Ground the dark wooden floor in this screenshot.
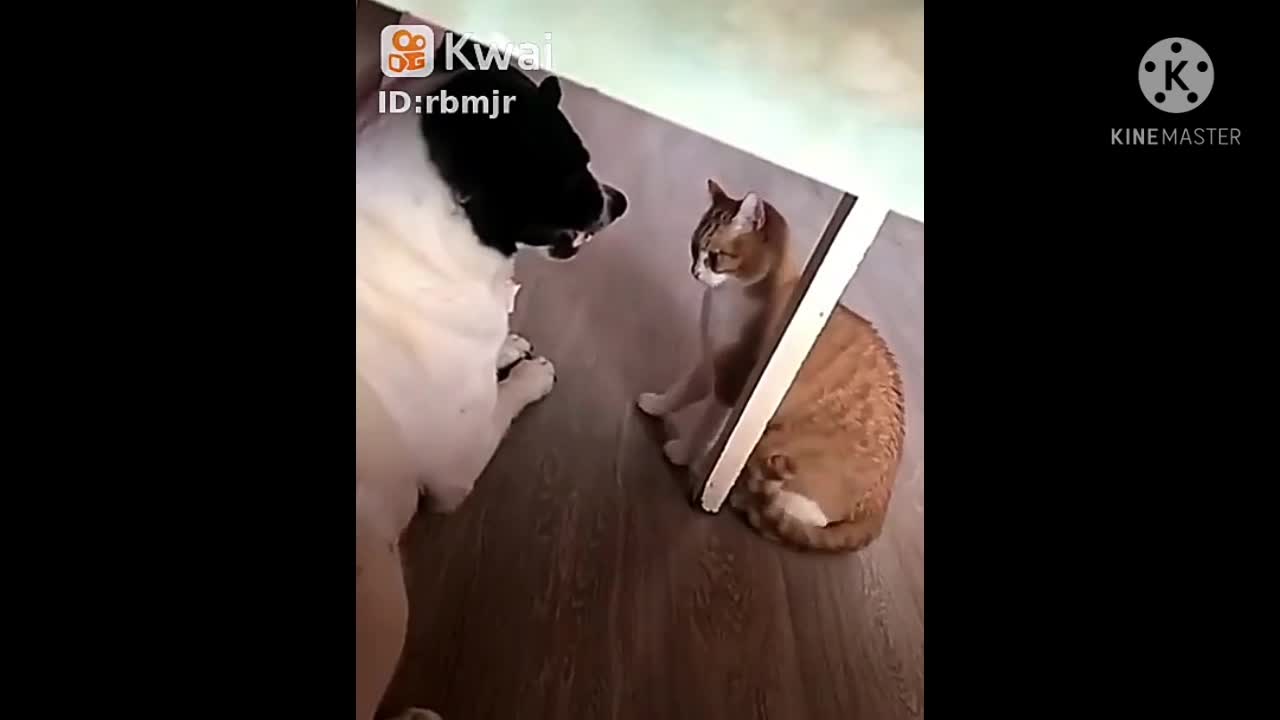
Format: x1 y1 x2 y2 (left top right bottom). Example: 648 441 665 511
371 55 924 720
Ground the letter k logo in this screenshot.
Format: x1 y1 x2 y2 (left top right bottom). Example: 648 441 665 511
1165 60 1188 91
1139 38 1215 114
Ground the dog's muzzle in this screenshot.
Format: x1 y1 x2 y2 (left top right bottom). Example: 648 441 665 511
544 184 629 262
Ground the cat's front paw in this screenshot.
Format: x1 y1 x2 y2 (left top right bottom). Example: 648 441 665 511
636 392 668 417
663 439 691 467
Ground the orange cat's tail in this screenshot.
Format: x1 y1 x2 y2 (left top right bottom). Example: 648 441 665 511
752 496 883 553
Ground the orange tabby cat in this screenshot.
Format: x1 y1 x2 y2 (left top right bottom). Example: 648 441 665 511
637 179 905 552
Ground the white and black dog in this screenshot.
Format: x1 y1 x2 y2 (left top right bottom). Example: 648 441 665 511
356 37 627 720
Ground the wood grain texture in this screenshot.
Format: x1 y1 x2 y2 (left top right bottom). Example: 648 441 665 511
374 69 924 720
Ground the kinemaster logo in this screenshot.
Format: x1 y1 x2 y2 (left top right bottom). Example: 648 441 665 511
1111 37 1241 147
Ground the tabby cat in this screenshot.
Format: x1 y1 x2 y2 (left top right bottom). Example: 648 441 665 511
637 179 906 552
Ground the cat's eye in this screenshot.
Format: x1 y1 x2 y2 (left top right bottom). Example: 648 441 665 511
708 250 736 270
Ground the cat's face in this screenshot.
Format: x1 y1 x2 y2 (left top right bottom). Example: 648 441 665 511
689 179 771 288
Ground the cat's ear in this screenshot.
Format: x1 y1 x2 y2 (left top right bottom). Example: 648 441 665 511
734 192 765 231
764 454 795 478
538 76 562 105
707 178 728 201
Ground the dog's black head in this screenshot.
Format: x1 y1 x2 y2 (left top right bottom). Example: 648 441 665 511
420 37 628 260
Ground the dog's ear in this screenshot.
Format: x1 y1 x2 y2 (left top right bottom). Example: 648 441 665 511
538 76 562 105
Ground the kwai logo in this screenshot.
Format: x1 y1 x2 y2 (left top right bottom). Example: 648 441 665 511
380 25 434 78
380 26 554 78
442 31 555 73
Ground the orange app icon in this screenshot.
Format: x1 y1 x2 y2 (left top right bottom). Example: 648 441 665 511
381 25 434 77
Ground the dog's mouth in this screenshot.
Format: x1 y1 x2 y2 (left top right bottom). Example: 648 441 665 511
544 231 593 261
537 184 627 262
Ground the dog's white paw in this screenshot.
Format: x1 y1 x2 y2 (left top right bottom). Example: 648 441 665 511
498 333 533 369
504 354 556 406
663 438 691 467
636 392 668 417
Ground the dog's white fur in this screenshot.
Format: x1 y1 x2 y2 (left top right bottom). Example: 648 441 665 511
355 112 555 720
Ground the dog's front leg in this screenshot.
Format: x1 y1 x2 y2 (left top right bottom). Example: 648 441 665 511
495 280 528 379
356 522 411 720
498 353 556 414
434 354 556 512
496 332 533 381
